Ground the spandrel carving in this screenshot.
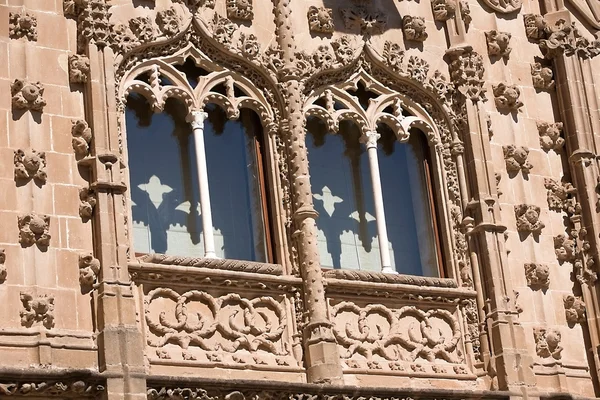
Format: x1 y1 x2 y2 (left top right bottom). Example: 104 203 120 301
68 54 90 84
564 295 586 324
493 83 523 111
308 6 334 33
18 213 51 249
20 292 54 329
534 327 562 359
71 119 93 158
531 62 554 90
402 15 428 42
14 149 47 185
538 121 564 151
11 79 46 112
515 204 544 235
9 12 37 41
485 30 512 59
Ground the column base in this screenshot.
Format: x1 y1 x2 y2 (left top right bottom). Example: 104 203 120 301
305 340 344 384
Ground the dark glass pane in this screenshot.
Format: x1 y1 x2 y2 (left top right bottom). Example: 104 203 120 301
126 95 204 256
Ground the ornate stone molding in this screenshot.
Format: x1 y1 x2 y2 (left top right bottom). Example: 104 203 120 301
20 292 54 329
71 119 93 158
9 12 37 41
11 79 46 112
492 83 523 111
135 254 283 275
307 6 334 34
226 0 253 21
533 327 562 359
0 249 6 282
18 213 51 249
564 294 586 324
0 380 104 397
531 62 554 90
515 204 544 235
79 253 100 292
79 187 96 221
402 15 428 42
68 54 90 84
524 263 550 290
485 31 512 59
14 149 47 185
503 145 532 175
323 269 458 288
538 121 564 151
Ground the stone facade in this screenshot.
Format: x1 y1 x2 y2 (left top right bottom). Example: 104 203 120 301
0 0 599 399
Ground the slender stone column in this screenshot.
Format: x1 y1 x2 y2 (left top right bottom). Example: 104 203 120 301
362 131 394 273
189 110 217 259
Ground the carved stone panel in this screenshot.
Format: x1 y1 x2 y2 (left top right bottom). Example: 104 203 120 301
9 12 37 41
20 292 54 329
533 327 562 359
493 83 523 111
18 213 51 249
14 149 47 185
538 121 564 152
402 16 428 42
308 6 334 33
485 31 512 59
11 79 46 112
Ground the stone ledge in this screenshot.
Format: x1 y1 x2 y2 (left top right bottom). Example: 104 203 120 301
134 254 283 275
323 269 457 288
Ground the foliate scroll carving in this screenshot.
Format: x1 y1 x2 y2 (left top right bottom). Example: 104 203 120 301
11 79 46 112
461 299 480 361
524 263 550 290
9 12 37 41
145 288 293 365
485 31 512 59
515 204 544 235
407 56 430 83
534 327 562 359
524 14 547 40
493 83 523 111
0 381 105 397
446 48 485 101
14 149 47 184
68 54 90 84
538 121 564 152
130 16 156 44
544 178 576 213
226 0 254 21
20 292 55 329
531 63 554 90
0 249 6 282
564 295 586 324
503 145 532 175
79 253 100 291
402 15 428 42
340 0 387 34
156 7 181 38
18 213 51 249
480 0 521 14
79 187 96 221
71 119 93 158
330 302 464 371
308 6 334 33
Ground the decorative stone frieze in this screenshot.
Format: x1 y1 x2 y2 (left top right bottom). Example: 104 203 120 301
485 30 512 59
531 62 555 90
68 54 90 83
307 6 334 33
533 327 562 359
11 79 46 112
14 149 47 184
18 213 51 249
538 121 564 151
340 1 386 34
0 380 104 397
79 187 97 221
0 249 6 282
72 119 93 158
226 0 253 21
564 295 586 324
402 15 428 42
156 7 181 37
554 234 576 263
503 145 532 175
9 12 37 41
524 263 550 290
79 253 100 291
544 178 576 213
523 14 546 40
493 83 523 111
20 292 54 329
515 204 544 235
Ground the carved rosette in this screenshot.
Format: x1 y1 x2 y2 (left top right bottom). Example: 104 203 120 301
68 54 90 83
79 187 97 221
79 253 100 291
564 295 586 324
524 263 550 290
9 12 37 41
11 79 46 112
515 204 544 235
0 249 6 282
538 121 564 152
20 292 55 329
493 83 523 111
485 30 512 59
402 15 428 42
226 0 253 21
531 63 555 90
72 119 93 158
533 327 562 359
307 6 334 34
14 149 47 184
18 213 51 249
503 145 532 175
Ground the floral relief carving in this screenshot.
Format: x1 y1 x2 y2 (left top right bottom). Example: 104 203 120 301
531 62 554 90
503 145 532 175
402 15 428 42
11 79 46 112
156 7 181 38
14 149 47 185
226 0 254 21
68 54 90 84
9 12 37 41
20 292 54 329
485 30 512 59
18 213 51 249
563 295 586 324
407 56 430 83
538 121 564 152
534 327 562 359
130 16 156 44
0 249 6 282
524 14 547 40
544 178 576 213
524 263 550 290
382 41 404 73
493 83 523 111
72 119 93 158
515 204 544 235
79 187 97 221
79 253 100 292
307 6 334 33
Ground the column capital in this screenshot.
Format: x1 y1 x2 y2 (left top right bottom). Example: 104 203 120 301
361 131 381 149
187 110 208 130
